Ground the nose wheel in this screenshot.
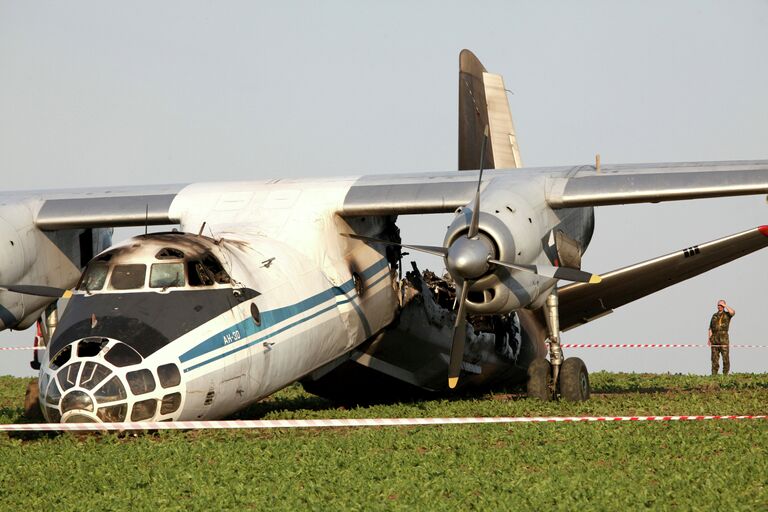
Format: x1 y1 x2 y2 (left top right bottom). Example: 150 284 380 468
526 291 591 401
23 378 44 422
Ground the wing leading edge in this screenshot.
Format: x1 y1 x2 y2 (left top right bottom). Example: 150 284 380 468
557 225 768 331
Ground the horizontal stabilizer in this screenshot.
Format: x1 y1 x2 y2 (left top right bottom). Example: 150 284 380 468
557 225 768 331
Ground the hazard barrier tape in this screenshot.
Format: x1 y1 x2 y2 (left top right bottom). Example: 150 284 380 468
0 415 764 432
557 344 767 349
3 344 768 351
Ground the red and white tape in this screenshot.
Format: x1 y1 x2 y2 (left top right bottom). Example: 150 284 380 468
0 415 764 432
557 344 767 349
4 344 768 352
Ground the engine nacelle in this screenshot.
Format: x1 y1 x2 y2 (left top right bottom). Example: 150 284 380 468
0 202 112 330
0 205 40 329
0 213 28 287
444 184 548 315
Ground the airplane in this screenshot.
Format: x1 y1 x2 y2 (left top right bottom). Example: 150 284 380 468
1 49 767 424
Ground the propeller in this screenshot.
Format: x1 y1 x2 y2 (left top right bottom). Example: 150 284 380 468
488 259 601 284
342 126 601 388
0 285 73 298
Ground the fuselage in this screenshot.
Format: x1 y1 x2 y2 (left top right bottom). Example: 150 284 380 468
38 231 397 422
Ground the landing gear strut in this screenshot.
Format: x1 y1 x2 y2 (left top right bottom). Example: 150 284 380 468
527 291 591 401
25 303 59 420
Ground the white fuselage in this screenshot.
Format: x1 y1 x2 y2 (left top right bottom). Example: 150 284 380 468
38 181 399 422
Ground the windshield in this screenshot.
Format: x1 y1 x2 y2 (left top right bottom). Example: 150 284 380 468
78 240 232 293
78 263 109 291
150 262 185 289
110 264 147 290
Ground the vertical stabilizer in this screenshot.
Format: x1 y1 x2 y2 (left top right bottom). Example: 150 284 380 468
458 50 522 170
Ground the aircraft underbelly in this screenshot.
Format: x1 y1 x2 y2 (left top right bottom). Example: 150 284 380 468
302 267 548 400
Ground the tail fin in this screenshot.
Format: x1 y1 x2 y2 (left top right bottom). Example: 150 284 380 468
458 49 522 170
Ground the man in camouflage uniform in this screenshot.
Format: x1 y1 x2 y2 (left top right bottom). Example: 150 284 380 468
708 300 735 375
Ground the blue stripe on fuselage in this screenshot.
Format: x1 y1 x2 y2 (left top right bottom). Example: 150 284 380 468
179 258 390 371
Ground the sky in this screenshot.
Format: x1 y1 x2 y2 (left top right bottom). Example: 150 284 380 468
0 1 766 377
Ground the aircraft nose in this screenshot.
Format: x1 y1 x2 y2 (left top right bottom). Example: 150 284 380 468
39 337 184 423
61 390 94 412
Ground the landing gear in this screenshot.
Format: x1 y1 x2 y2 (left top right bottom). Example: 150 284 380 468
559 357 590 401
526 290 591 401
526 358 553 401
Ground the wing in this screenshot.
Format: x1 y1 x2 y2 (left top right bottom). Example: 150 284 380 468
557 225 768 331
340 160 768 215
2 160 767 227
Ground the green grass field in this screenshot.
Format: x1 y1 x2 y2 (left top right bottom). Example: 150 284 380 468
1 373 766 511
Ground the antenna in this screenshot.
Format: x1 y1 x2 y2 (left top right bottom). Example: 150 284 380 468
198 221 207 237
144 204 149 235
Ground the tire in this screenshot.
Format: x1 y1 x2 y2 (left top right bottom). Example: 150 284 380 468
24 378 45 422
560 357 590 401
527 358 552 401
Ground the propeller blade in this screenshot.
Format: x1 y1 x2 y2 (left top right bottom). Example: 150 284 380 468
0 285 73 298
467 125 490 240
448 280 472 388
341 233 448 257
488 259 602 284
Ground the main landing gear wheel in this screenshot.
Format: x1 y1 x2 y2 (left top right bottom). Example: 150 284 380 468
559 357 590 401
527 358 553 401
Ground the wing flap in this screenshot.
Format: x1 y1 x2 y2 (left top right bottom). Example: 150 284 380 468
558 225 768 331
0 185 185 230
37 193 179 229
546 161 768 208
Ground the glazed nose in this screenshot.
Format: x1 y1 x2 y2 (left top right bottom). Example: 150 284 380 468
41 338 185 423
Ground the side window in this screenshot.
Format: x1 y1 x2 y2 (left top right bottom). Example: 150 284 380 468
187 261 215 286
110 264 147 290
150 262 185 289
204 254 231 284
77 263 109 291
187 254 231 286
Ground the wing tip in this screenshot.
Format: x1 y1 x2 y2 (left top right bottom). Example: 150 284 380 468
759 225 768 237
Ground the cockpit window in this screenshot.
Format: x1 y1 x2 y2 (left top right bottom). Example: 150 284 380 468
150 263 185 289
110 264 147 290
78 263 109 291
104 343 142 367
188 261 215 286
187 254 231 286
155 248 185 260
